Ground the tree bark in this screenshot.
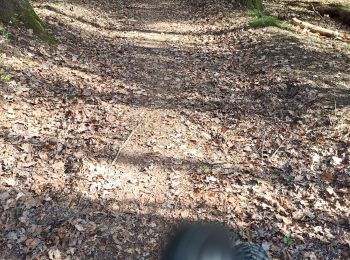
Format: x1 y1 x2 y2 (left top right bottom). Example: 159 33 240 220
240 0 263 10
0 0 53 41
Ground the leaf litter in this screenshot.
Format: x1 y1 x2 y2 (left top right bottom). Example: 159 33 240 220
0 0 350 259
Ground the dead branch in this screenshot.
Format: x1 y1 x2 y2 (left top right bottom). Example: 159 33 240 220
291 18 350 41
111 119 143 164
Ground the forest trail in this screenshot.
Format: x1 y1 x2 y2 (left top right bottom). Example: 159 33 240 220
1 0 350 259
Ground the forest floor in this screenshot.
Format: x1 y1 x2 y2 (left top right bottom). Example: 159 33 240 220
0 0 350 259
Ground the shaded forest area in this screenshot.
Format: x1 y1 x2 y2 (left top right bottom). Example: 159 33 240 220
0 0 349 259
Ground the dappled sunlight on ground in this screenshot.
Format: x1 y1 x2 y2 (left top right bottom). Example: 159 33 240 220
0 0 349 259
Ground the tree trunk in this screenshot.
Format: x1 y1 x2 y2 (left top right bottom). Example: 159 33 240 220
0 0 53 41
240 0 263 10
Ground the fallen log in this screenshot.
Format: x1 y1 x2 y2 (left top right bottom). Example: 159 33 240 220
291 17 350 41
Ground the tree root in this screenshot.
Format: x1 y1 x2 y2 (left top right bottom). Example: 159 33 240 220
0 0 54 42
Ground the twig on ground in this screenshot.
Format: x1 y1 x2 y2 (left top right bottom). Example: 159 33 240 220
311 4 324 19
261 132 266 163
269 142 284 160
343 131 350 139
111 118 143 164
269 134 291 161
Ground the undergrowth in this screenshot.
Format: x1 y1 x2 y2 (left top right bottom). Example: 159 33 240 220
1 30 14 40
0 59 11 83
248 9 291 30
0 39 11 83
1 72 12 82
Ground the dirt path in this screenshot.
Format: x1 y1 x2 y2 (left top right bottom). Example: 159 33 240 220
1 0 350 259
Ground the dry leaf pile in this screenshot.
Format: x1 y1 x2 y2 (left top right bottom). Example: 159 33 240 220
0 0 349 259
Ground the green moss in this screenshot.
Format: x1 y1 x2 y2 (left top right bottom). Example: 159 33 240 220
336 6 350 24
0 28 14 39
248 9 291 30
250 16 291 30
9 14 22 26
241 0 263 11
247 9 265 18
336 6 348 15
209 99 225 107
1 0 55 42
19 3 55 42
283 236 293 246
1 73 12 82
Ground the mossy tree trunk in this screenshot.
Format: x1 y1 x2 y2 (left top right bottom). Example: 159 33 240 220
0 0 53 41
240 0 263 10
